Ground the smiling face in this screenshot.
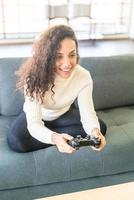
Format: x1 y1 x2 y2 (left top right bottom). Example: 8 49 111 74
55 38 78 79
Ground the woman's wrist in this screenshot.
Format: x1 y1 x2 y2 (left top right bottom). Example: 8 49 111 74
91 128 100 136
51 132 59 145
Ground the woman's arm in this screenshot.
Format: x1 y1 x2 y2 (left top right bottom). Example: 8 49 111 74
23 97 54 144
77 80 100 135
77 75 106 151
24 96 76 153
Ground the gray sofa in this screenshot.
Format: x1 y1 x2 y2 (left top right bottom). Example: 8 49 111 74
0 54 134 200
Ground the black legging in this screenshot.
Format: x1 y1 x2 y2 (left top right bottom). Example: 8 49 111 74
7 108 107 153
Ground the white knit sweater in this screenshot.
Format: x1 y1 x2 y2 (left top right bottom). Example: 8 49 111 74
23 64 100 144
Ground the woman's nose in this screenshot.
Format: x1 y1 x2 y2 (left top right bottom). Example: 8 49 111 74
62 56 70 66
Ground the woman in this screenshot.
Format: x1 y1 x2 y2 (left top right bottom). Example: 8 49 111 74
7 25 107 153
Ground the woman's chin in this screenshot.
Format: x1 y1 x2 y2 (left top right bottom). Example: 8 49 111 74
57 71 72 79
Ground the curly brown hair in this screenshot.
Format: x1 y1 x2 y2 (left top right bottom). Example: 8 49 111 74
16 25 79 103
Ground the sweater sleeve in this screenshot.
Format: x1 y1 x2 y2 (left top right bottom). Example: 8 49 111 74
23 96 54 144
77 73 100 135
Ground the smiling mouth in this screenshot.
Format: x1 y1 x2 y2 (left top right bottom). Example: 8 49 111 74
60 68 72 72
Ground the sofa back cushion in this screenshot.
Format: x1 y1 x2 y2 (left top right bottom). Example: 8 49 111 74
0 58 26 116
0 55 134 116
80 54 134 110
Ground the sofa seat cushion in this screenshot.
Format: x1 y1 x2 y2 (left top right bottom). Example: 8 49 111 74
0 106 134 191
97 105 134 127
0 116 16 138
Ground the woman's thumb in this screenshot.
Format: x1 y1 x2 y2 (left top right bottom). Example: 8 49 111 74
62 134 73 141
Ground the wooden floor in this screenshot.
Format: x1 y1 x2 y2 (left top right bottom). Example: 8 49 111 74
39 182 134 200
0 39 134 58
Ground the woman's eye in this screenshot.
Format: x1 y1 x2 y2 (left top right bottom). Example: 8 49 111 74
56 55 63 60
69 54 76 58
56 53 77 60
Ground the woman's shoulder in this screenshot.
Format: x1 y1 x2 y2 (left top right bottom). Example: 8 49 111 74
75 64 92 80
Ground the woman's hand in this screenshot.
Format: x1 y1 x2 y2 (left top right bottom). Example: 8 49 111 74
90 128 106 151
51 132 76 153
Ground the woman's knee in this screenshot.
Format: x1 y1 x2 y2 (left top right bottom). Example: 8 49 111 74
7 132 27 153
7 112 29 152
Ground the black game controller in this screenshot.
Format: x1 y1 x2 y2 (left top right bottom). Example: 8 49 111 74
67 135 101 150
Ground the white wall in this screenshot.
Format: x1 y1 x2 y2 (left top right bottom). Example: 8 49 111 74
129 0 134 39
